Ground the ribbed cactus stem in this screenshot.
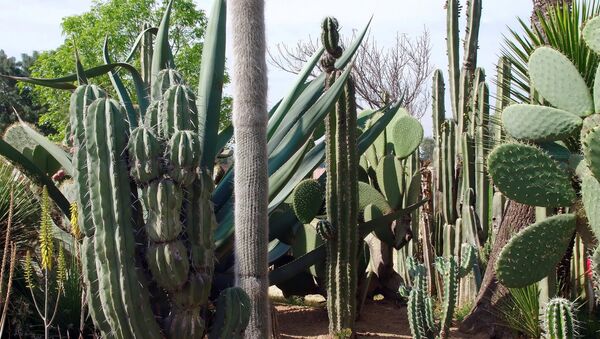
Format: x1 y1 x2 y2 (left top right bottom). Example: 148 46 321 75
543 298 578 339
441 122 457 225
407 288 426 339
323 16 359 335
475 82 490 241
446 0 460 117
231 0 270 336
437 256 459 339
494 56 511 146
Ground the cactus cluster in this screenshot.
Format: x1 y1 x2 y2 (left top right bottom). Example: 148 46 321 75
430 0 488 307
488 15 600 289
405 244 476 339
321 16 360 336
67 1 250 337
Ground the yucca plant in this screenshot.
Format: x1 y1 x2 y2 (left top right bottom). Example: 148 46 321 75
495 284 542 338
502 0 600 103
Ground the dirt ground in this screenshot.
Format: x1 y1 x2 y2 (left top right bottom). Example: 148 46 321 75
274 299 483 339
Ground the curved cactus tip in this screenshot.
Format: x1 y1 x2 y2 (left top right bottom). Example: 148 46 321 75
316 218 336 241
209 287 251 339
321 16 342 58
291 179 324 224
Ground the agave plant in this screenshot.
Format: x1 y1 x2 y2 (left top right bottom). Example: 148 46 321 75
0 0 415 327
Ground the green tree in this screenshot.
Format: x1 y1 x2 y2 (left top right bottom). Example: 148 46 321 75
0 50 43 133
28 0 209 140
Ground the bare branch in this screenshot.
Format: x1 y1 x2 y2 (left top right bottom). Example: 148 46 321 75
267 28 433 118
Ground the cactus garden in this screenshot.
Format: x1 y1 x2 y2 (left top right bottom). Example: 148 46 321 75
4 0 600 338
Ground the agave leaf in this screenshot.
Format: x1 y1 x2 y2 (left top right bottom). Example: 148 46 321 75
124 26 158 63
267 47 325 139
150 0 174 81
197 0 226 170
215 124 233 154
103 37 138 128
0 139 71 217
16 120 73 176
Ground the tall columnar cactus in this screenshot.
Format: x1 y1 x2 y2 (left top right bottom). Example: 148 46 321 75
231 0 270 336
488 16 600 289
321 16 359 337
543 298 578 339
69 1 251 338
430 0 489 306
405 244 476 339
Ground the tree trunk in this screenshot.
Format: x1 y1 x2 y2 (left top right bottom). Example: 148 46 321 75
459 201 536 337
231 0 270 337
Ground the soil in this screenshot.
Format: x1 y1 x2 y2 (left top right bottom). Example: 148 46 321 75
274 299 487 339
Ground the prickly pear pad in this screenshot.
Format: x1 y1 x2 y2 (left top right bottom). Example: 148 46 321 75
529 47 593 117
496 214 576 288
502 104 582 142
487 143 576 207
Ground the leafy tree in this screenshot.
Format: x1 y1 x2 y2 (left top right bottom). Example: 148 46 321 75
27 0 212 140
0 50 43 133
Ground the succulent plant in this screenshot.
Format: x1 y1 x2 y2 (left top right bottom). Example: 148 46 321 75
405 243 476 339
542 298 578 339
488 15 600 289
321 16 360 335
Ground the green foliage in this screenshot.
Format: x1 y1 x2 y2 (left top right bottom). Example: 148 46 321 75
27 0 209 140
502 0 600 103
496 284 541 339
0 50 43 133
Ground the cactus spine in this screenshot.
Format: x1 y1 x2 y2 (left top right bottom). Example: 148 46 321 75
231 0 270 336
322 16 359 336
406 244 475 339
70 1 250 337
543 298 578 339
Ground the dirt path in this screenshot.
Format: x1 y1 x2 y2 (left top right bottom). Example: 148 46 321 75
275 299 483 338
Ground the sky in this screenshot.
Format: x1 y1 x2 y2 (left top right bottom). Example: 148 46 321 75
0 0 533 135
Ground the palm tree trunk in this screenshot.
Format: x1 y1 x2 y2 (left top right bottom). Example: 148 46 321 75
231 0 270 337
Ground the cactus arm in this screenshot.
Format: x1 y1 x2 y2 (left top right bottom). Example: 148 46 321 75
446 0 460 117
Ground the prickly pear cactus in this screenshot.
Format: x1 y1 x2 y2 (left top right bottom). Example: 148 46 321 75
488 15 600 289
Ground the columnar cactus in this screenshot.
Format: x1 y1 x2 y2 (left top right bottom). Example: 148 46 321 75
405 243 476 339
321 16 360 336
430 0 489 306
543 298 578 339
69 1 251 337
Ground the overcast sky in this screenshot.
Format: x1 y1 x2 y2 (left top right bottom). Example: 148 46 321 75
0 0 533 134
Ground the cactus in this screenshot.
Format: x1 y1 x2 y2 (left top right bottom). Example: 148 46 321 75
291 179 325 224
405 243 476 339
321 16 359 335
543 298 578 339
495 214 576 288
487 16 600 289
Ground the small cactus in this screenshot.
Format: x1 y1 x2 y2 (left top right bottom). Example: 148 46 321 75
543 298 578 339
